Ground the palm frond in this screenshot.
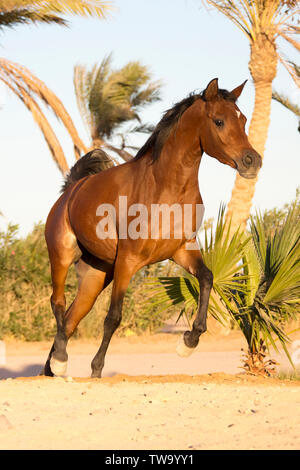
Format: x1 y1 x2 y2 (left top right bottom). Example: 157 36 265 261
272 90 300 117
1 74 68 174
203 0 253 39
148 275 199 310
0 58 88 159
74 57 162 142
242 239 262 306
202 1 299 42
130 81 162 109
264 242 300 306
278 54 300 88
74 64 93 132
89 54 112 107
200 206 249 285
280 32 300 53
130 123 155 134
35 0 113 19
248 207 300 331
0 9 65 29
0 1 113 30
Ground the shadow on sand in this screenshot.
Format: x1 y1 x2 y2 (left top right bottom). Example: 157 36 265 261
0 364 43 379
0 363 123 379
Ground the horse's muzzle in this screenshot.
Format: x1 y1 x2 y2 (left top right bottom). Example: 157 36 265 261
237 149 262 179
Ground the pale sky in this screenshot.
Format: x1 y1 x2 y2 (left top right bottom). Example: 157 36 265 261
0 0 299 236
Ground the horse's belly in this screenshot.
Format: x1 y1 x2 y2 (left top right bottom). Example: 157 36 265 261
77 231 118 265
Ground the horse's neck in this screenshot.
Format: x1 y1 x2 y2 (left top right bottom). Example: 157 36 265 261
149 122 203 202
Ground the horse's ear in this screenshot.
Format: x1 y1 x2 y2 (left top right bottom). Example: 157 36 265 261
230 80 247 100
203 78 219 101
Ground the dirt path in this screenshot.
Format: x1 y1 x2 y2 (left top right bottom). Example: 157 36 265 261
0 331 296 379
0 333 299 450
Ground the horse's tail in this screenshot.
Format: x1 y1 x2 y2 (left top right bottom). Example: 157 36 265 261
61 148 114 193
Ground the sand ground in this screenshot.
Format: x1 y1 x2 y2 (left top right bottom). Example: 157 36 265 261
0 332 299 450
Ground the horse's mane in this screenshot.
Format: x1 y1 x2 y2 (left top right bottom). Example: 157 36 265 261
134 88 237 163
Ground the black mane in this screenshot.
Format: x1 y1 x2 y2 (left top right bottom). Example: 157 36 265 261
134 88 237 162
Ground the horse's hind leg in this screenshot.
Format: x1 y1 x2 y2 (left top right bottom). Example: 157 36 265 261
49 256 113 377
42 253 75 376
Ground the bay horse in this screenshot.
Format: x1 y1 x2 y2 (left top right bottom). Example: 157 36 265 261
42 78 261 378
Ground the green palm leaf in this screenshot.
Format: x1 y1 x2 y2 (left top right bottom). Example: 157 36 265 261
74 55 162 145
0 1 113 31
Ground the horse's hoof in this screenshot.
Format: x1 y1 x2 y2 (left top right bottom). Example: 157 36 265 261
50 357 68 376
40 360 54 377
91 371 102 379
176 335 194 358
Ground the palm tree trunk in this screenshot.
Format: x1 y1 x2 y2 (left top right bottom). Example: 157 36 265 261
226 81 272 228
226 37 278 232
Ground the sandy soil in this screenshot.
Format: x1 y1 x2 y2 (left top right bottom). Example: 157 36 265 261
0 332 299 450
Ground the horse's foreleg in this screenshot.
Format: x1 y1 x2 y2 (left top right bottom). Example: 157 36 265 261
173 243 213 356
91 257 137 378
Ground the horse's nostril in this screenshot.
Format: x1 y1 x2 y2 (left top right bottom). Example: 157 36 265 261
244 155 253 167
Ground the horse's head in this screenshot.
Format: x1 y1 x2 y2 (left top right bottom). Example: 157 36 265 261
199 78 262 179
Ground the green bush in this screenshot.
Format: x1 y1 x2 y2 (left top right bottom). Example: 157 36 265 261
0 223 71 340
0 223 175 340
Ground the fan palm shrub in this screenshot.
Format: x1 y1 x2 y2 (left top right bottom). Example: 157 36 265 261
148 206 300 375
239 206 300 373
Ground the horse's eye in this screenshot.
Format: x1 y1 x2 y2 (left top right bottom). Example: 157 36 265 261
214 119 224 128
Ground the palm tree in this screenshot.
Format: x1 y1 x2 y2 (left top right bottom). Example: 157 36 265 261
202 1 300 233
73 54 162 161
0 1 112 174
272 61 300 132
